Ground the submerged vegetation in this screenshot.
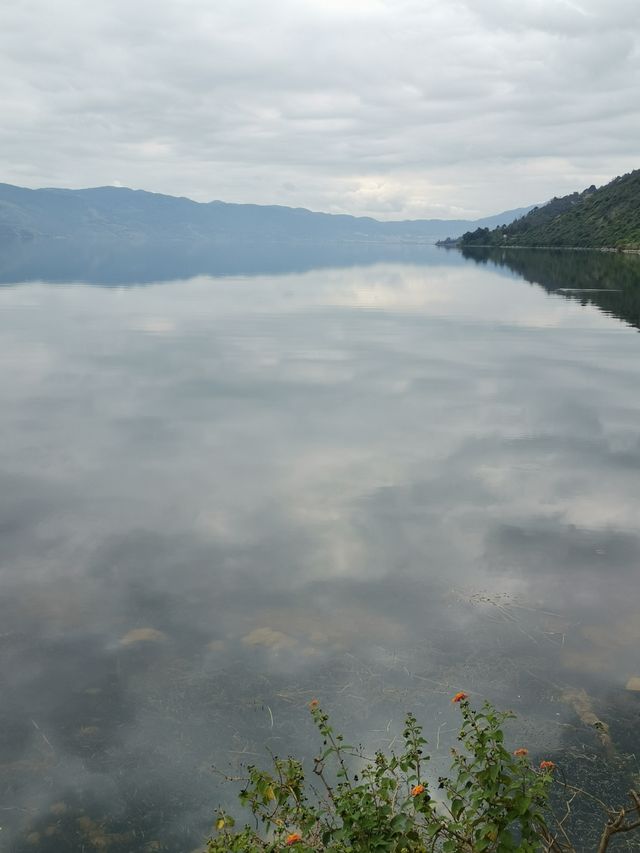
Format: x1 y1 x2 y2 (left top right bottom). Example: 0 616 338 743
206 697 640 852
440 169 640 250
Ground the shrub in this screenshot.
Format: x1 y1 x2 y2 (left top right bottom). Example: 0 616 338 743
206 696 639 852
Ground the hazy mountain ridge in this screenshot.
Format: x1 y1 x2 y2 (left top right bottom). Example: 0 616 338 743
0 183 534 245
448 169 640 250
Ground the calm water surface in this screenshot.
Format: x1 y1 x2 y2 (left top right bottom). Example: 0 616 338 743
0 246 639 850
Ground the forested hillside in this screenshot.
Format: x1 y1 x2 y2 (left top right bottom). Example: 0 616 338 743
450 170 640 250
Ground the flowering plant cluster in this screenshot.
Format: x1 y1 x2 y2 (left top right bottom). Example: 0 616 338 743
206 695 638 853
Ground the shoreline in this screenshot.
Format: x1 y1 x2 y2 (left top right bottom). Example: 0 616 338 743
437 243 640 255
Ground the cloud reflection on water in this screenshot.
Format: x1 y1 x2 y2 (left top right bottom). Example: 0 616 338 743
0 252 639 850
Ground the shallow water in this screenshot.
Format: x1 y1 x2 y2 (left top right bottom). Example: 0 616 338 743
0 244 639 850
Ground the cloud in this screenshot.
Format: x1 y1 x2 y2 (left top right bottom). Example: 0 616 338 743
0 1 639 212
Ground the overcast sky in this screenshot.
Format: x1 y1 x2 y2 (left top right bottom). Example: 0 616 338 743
1 0 639 219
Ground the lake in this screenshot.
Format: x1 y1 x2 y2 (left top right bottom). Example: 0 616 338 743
1 244 639 851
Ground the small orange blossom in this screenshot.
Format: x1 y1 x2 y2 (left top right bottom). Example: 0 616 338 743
286 833 302 845
308 698 319 710
513 748 529 757
452 692 469 703
540 760 556 771
411 784 425 797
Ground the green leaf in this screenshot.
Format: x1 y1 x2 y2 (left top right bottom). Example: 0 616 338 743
451 798 464 819
390 814 410 833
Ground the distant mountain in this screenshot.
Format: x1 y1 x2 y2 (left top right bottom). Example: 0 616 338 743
445 170 640 250
0 183 535 246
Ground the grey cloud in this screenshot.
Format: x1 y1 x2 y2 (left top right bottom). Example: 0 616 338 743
0 0 639 216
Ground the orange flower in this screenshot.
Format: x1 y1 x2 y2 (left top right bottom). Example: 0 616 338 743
308 698 319 710
286 833 302 845
513 748 529 757
451 692 469 703
539 760 556 771
411 784 425 797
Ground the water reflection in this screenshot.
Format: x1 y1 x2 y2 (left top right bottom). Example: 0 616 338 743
459 245 640 331
0 239 465 286
0 251 639 850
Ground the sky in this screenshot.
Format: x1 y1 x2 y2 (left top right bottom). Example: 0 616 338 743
1 0 639 219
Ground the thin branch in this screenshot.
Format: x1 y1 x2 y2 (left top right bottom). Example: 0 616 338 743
596 790 640 853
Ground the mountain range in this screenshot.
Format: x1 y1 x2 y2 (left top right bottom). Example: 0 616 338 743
0 182 534 246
